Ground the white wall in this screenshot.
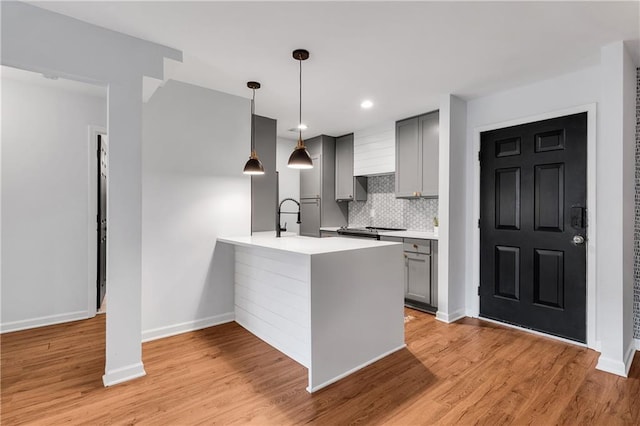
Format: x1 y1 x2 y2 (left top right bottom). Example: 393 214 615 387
1 74 106 331
465 65 601 320
436 94 468 323
141 80 250 340
464 42 637 376
277 138 301 234
1 1 181 386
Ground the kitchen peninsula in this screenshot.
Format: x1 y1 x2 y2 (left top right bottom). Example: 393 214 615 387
217 233 405 392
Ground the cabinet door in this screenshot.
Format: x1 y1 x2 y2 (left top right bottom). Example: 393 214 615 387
405 252 432 305
335 134 354 201
395 117 421 198
420 111 439 197
300 154 321 199
300 198 321 237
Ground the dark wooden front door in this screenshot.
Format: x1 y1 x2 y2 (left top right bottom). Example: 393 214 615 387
97 134 107 310
480 112 587 342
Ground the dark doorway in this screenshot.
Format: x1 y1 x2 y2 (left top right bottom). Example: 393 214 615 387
97 134 108 311
479 112 587 342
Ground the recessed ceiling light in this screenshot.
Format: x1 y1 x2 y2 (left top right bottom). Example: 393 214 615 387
360 100 373 109
288 124 308 132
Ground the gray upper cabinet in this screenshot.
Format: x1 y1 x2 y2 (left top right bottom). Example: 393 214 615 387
335 133 367 202
420 112 439 197
251 115 277 232
395 110 439 198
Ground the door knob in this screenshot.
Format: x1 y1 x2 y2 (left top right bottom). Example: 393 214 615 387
571 235 585 246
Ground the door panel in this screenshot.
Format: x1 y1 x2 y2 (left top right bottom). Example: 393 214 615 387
480 112 587 342
534 163 564 232
495 246 520 300
495 168 520 230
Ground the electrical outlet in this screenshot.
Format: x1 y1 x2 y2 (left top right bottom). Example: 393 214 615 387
370 209 375 218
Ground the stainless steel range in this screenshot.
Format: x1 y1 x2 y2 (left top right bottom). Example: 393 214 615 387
337 226 406 240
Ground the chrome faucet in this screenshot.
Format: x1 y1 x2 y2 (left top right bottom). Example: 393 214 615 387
276 198 301 237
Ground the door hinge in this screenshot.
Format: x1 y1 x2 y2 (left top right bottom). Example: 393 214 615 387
477 286 480 296
478 151 481 161
477 218 480 228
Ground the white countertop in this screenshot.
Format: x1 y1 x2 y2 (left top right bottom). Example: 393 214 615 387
218 231 401 255
379 230 439 240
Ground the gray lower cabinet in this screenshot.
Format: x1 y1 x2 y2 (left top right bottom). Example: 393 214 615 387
405 252 431 305
395 110 439 198
381 235 438 311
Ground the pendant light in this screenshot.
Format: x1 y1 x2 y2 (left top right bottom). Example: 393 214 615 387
287 49 313 169
243 81 265 175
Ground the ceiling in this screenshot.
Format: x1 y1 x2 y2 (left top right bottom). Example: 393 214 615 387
30 1 639 140
1 65 107 97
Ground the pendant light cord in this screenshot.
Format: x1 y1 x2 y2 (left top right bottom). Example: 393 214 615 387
298 56 302 142
251 88 255 152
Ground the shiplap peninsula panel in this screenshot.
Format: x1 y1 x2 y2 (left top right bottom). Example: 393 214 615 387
354 122 395 175
234 245 311 367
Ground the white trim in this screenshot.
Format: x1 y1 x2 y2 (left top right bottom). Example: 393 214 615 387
102 362 146 386
635 339 640 351
479 316 587 347
470 103 597 348
306 344 406 393
435 308 466 324
141 312 235 343
0 311 88 333
88 125 106 318
596 339 636 377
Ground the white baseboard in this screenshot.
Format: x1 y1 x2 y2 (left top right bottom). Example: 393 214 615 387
596 339 637 377
0 311 89 334
306 344 406 393
635 338 640 351
102 362 146 386
141 312 235 343
435 308 466 324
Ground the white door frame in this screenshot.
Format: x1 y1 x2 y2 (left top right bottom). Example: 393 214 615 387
469 103 597 349
88 125 107 318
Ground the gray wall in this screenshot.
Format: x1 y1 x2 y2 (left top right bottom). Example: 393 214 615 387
348 174 438 230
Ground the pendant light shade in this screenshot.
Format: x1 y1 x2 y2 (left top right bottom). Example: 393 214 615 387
243 81 265 175
288 49 314 169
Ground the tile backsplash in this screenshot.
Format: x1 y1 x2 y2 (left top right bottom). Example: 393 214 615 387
348 174 438 231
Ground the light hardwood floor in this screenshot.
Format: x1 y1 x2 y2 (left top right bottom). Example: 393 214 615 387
2 309 639 425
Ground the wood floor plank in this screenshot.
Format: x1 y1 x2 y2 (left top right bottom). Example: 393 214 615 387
2 310 639 425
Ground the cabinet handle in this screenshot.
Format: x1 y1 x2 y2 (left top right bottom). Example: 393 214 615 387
413 244 418 249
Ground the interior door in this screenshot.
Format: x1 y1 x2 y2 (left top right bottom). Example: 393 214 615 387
97 134 107 310
480 112 587 342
